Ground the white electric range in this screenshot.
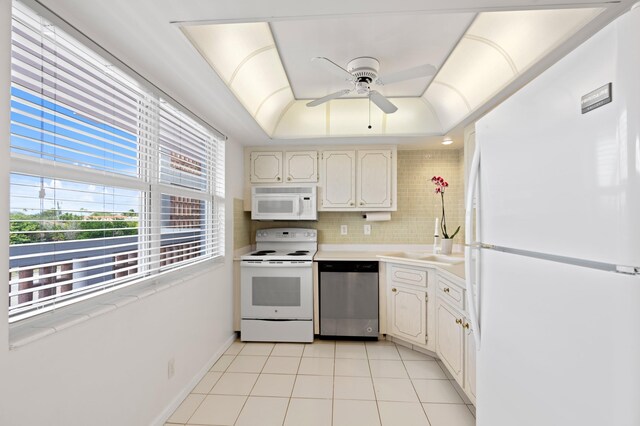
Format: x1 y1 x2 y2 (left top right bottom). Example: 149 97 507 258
240 228 317 342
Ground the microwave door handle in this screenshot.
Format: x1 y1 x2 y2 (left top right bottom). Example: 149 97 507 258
294 196 301 216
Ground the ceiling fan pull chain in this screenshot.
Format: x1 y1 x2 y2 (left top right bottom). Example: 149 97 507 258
368 97 372 129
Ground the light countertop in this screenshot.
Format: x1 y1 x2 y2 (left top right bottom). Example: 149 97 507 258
314 250 465 280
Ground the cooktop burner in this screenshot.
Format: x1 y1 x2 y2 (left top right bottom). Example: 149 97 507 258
251 250 276 256
287 251 309 256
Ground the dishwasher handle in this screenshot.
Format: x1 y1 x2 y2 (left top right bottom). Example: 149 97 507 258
318 261 379 273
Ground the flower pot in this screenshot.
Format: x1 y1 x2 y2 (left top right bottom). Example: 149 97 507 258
440 238 454 255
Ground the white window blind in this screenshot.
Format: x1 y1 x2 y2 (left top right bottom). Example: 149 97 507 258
8 2 225 322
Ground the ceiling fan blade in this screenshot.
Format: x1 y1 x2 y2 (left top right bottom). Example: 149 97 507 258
311 57 354 82
376 64 437 85
306 89 353 107
369 91 398 114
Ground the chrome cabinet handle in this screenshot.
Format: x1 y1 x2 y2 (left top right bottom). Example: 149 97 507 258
444 287 450 293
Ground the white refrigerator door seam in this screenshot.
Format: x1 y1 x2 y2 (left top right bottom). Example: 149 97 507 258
464 142 481 348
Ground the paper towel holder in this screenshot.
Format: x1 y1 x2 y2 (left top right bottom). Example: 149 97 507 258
362 212 392 222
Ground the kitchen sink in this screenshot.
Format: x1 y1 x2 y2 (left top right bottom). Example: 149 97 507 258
392 252 464 265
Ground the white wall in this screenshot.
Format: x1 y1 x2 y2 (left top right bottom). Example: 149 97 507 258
0 0 247 423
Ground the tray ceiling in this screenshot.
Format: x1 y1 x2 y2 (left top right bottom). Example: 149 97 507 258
183 7 603 139
36 0 634 146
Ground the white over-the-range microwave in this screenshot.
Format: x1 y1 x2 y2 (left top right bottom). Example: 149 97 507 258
251 186 317 220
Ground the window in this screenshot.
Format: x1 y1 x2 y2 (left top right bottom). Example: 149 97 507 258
8 2 225 322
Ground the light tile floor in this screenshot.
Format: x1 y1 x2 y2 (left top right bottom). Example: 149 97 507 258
166 339 475 426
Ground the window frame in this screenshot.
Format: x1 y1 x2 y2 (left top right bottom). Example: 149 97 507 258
8 1 226 323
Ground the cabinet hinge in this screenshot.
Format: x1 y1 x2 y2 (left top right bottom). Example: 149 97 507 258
425 334 428 343
425 294 428 302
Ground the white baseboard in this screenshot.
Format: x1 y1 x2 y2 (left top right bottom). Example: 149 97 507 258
151 332 238 426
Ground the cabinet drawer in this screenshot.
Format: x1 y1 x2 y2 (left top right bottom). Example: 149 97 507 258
390 265 428 287
437 276 464 310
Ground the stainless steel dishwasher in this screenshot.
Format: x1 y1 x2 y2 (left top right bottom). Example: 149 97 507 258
319 261 378 338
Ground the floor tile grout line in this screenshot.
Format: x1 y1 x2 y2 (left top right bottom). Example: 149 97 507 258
181 346 242 425
399 344 434 426
231 343 273 425
171 339 475 426
280 346 303 426
466 403 477 418
364 339 385 426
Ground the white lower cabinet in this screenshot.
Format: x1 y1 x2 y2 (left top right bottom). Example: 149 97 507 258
464 320 477 405
385 263 435 351
383 261 475 406
434 272 478 406
435 298 465 383
389 285 427 345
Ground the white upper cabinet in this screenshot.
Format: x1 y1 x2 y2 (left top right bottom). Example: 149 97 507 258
321 150 356 208
320 147 396 211
250 151 282 183
357 149 392 208
285 151 318 183
246 145 396 211
249 150 318 184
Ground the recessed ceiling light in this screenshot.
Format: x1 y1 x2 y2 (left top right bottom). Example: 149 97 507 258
442 138 453 145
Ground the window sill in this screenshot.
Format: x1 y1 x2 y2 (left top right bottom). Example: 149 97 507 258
8 257 225 350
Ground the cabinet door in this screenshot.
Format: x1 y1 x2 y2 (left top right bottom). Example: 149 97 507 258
357 149 392 208
285 151 318 183
250 151 282 183
321 150 356 208
436 299 464 383
389 285 427 345
464 322 477 405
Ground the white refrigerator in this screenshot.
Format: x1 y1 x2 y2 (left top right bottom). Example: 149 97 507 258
466 5 640 426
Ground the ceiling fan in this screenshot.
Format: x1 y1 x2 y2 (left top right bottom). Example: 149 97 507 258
306 56 436 114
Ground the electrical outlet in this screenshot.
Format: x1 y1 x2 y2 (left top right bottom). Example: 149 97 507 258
168 358 175 379
340 225 348 235
364 224 371 235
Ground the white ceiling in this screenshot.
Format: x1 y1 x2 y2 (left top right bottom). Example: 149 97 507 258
34 0 633 149
271 13 475 99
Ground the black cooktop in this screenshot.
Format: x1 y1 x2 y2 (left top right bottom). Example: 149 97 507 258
251 250 276 256
287 251 309 256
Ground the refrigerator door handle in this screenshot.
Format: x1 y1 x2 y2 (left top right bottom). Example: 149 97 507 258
465 143 481 348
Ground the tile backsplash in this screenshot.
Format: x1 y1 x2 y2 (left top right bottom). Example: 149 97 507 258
233 198 252 249
233 149 464 248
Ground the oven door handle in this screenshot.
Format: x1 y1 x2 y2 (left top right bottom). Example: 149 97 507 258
242 261 313 268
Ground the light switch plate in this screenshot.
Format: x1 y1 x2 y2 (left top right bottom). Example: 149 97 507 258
364 224 371 235
340 225 348 235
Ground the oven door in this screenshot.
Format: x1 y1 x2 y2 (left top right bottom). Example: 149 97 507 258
241 261 313 320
